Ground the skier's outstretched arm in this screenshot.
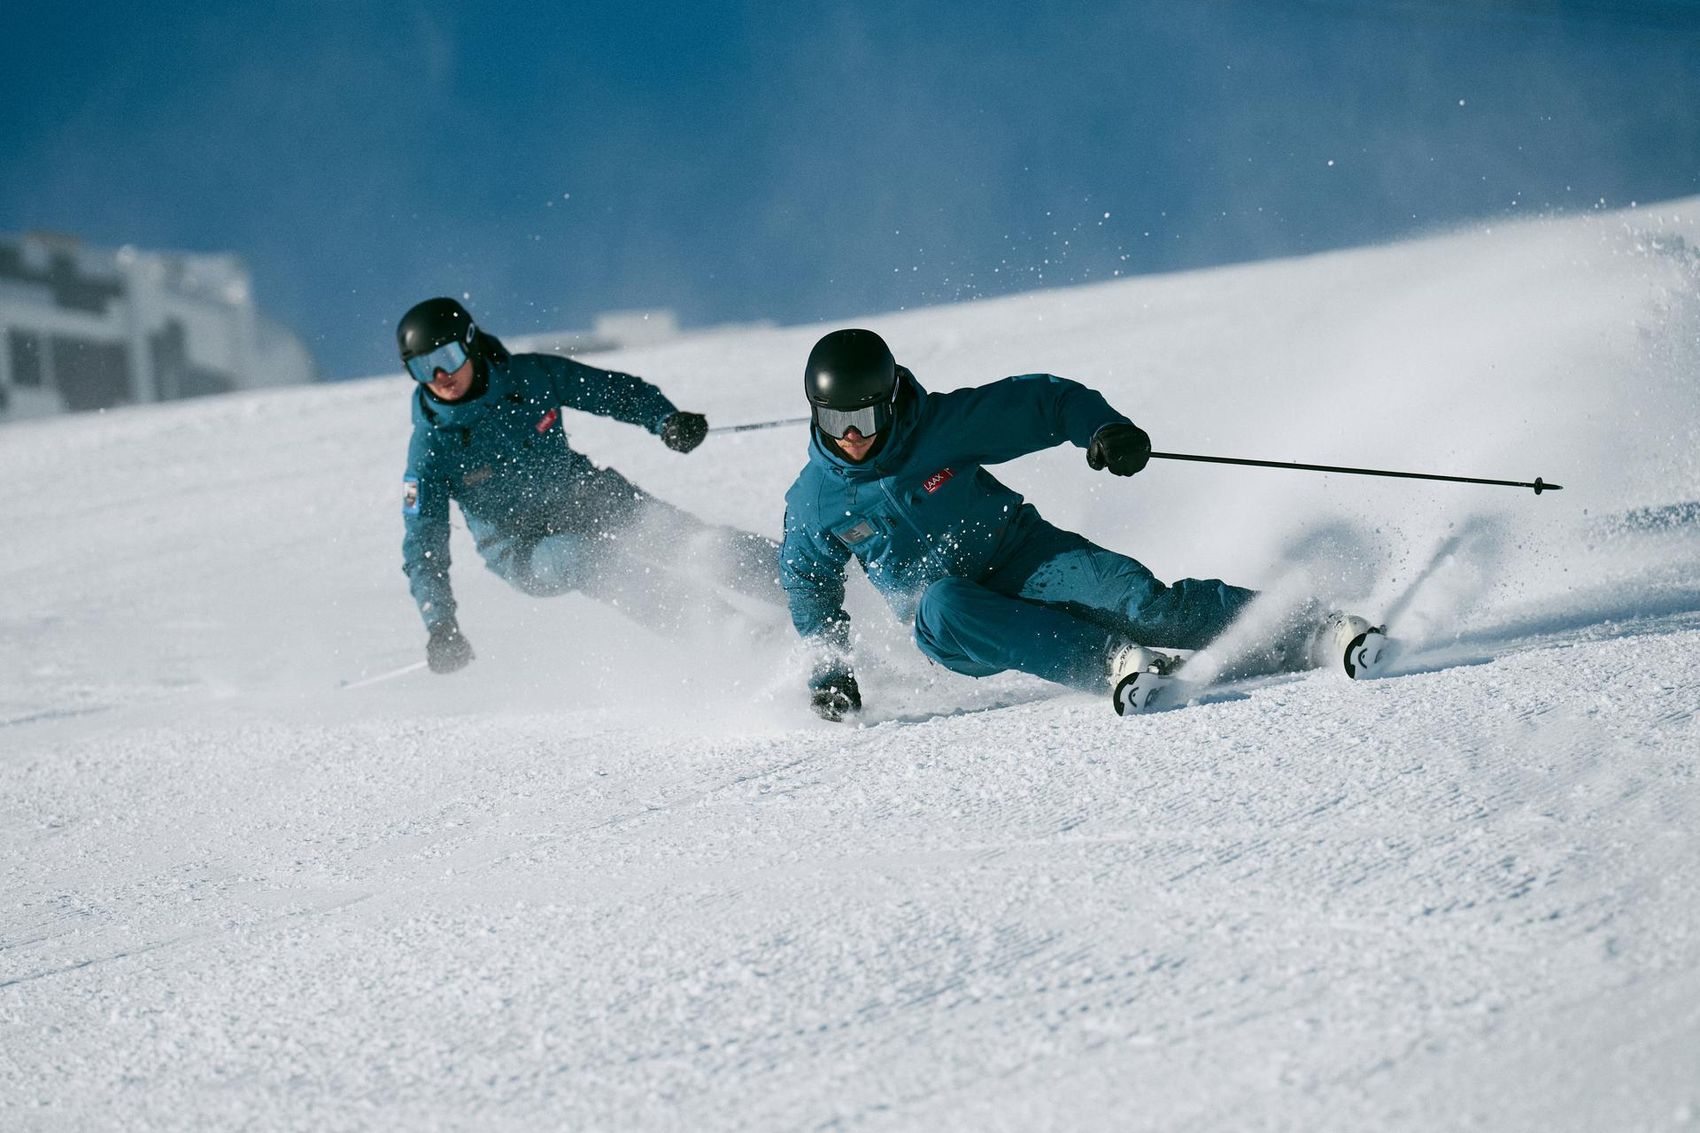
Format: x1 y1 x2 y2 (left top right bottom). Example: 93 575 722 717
938 373 1150 474
401 470 473 673
781 509 859 721
535 354 707 452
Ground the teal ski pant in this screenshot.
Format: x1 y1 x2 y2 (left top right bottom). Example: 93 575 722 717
483 468 782 637
911 521 1256 691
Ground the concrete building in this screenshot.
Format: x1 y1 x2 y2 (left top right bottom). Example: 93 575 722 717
0 231 316 422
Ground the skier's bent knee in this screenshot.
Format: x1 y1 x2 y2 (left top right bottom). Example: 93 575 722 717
916 576 980 621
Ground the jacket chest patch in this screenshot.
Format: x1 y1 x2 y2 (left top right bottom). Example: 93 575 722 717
923 467 954 493
833 519 877 546
462 465 495 488
535 408 560 434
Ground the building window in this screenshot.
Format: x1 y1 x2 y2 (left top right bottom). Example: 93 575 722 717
50 334 131 412
8 329 44 388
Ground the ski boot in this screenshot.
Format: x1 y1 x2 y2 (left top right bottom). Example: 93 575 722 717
1309 612 1390 679
1108 642 1183 716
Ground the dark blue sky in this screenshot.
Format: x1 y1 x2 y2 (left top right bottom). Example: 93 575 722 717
6 1 1698 378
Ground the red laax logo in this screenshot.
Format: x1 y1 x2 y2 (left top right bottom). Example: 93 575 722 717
923 468 954 493
535 408 560 434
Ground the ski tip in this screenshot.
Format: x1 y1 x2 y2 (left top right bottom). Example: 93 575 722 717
1344 628 1393 680
1112 671 1171 715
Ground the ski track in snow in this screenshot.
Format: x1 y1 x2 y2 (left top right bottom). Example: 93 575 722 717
3 202 1700 1131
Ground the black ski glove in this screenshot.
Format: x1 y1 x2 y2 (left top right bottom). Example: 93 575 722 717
809 670 862 722
660 411 708 453
1086 422 1152 477
427 623 475 674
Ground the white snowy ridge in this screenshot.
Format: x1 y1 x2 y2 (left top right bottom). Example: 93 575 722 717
3 201 1699 1131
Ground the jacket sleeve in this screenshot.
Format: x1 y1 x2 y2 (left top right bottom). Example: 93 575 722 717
936 373 1131 466
780 503 854 662
533 354 678 433
401 452 457 632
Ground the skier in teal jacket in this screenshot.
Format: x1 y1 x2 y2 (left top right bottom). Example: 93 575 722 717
399 298 780 673
780 329 1386 717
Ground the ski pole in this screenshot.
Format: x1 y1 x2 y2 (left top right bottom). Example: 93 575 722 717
1148 451 1561 495
703 418 1561 494
707 416 811 435
339 660 427 691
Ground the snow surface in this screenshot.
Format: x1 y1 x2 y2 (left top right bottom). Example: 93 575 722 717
4 201 1700 1131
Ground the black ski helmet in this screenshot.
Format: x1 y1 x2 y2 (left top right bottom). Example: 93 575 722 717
804 328 899 439
397 297 476 362
396 297 510 384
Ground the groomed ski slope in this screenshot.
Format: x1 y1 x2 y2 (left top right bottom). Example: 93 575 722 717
4 201 1700 1131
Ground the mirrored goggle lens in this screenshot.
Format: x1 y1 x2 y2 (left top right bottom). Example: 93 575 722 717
813 401 891 440
405 339 470 383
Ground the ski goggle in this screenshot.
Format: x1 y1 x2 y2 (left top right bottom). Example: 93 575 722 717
404 338 471 384
812 398 894 440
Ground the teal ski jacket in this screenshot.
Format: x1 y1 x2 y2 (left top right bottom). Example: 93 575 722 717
402 352 678 630
779 370 1130 649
